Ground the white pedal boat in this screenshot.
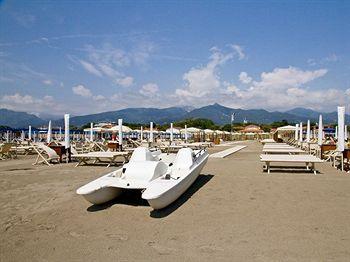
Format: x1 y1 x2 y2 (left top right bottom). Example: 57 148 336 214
142 147 209 209
76 147 208 209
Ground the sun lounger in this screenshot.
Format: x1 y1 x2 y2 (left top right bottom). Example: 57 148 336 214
260 154 323 175
32 144 60 166
0 143 13 160
262 148 305 154
72 151 131 167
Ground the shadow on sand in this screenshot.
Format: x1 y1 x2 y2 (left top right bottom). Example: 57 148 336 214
150 174 214 219
86 174 214 215
263 165 322 174
87 189 149 212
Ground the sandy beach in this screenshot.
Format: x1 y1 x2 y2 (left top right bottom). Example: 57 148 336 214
1 141 350 261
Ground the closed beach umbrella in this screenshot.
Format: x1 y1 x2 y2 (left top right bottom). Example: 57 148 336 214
170 123 173 142
47 120 52 143
295 124 299 140
59 127 62 140
318 115 323 146
335 126 338 139
299 122 303 142
90 123 94 142
21 130 25 141
345 125 348 141
337 106 345 152
150 122 154 143
185 125 188 142
140 126 143 140
6 130 9 143
28 125 32 140
64 114 70 149
306 120 310 142
118 119 123 147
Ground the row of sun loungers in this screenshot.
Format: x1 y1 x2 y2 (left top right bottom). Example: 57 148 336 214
260 142 323 175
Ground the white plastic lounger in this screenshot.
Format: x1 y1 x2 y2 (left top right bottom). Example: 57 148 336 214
262 148 305 154
72 151 130 167
33 144 60 166
260 154 323 175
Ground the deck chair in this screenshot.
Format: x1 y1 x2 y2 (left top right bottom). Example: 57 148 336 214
0 143 13 160
32 144 60 166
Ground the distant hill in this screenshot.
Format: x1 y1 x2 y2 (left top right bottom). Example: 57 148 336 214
1 104 349 128
285 107 350 123
53 107 188 127
0 109 45 128
187 103 307 125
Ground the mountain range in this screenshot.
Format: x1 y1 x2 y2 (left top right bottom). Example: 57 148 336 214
1 104 349 128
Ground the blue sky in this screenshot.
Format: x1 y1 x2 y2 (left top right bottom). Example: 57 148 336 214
0 0 349 117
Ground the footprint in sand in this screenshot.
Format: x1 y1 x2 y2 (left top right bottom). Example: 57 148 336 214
69 231 85 238
198 245 224 253
106 233 129 241
148 241 176 255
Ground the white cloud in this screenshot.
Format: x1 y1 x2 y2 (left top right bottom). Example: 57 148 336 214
72 84 92 97
140 83 159 96
239 72 252 84
93 95 106 101
231 44 245 60
255 67 327 90
42 79 52 85
176 46 237 98
345 88 350 96
0 93 64 115
76 42 154 87
222 66 344 111
115 76 134 87
79 60 102 77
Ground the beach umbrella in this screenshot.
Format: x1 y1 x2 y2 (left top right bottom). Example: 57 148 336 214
150 122 154 143
59 127 62 140
335 126 338 139
204 129 214 134
6 130 9 143
118 119 123 147
306 120 310 142
33 131 36 142
64 114 70 149
345 125 348 141
185 125 188 142
47 120 52 144
170 123 173 142
21 130 25 141
295 124 299 140
299 122 303 142
140 126 143 140
28 125 32 141
337 106 345 152
318 115 323 146
90 123 93 142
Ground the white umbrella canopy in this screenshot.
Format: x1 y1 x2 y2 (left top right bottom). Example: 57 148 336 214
345 125 348 141
337 106 345 152
204 129 214 134
186 127 201 133
306 120 311 142
108 125 132 133
215 130 224 134
299 122 303 142
277 125 297 131
166 128 180 134
83 127 109 132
